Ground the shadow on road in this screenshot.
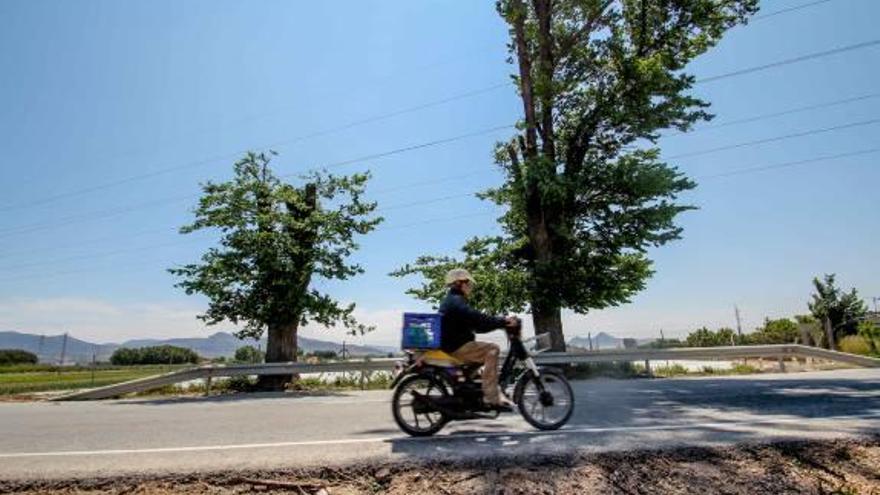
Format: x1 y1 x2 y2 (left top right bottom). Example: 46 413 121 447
114 389 356 405
382 373 880 460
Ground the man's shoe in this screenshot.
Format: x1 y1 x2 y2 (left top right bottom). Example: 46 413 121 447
487 395 515 412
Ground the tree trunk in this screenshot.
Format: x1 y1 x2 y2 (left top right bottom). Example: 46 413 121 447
532 301 565 352
257 321 298 391
824 316 836 351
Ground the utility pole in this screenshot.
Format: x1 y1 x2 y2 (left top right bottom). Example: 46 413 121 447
873 296 879 312
91 345 97 386
37 334 45 362
58 332 68 366
587 332 593 351
734 305 743 340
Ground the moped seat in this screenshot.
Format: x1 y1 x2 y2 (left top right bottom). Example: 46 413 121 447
419 349 464 367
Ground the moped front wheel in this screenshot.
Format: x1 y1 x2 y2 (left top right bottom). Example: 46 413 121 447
391 373 449 437
514 368 574 430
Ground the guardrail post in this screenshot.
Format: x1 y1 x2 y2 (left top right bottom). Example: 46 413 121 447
777 357 786 373
644 359 652 377
205 369 213 397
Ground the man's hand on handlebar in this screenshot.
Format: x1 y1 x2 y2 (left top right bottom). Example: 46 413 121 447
504 316 522 338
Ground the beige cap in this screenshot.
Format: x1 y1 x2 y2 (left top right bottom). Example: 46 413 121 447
444 268 474 285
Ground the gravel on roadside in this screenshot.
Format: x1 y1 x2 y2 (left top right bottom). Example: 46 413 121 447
2 436 879 494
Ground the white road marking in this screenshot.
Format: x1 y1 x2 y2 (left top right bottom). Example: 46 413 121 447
1 412 878 459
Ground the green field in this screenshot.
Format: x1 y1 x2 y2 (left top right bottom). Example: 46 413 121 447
0 364 191 396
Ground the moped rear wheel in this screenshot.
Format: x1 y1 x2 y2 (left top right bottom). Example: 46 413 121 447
392 373 449 437
514 368 574 430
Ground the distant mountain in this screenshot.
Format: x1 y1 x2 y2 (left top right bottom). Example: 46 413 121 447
568 332 655 350
0 331 116 364
0 331 397 363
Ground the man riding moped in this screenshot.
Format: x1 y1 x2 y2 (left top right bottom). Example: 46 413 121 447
439 268 518 410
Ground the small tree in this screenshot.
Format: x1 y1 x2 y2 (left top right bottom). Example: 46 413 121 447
747 318 798 345
234 345 264 363
807 274 867 349
685 327 716 347
170 152 381 390
0 349 38 366
109 345 199 365
394 0 758 351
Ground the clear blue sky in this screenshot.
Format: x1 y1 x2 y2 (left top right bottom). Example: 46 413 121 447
0 0 878 346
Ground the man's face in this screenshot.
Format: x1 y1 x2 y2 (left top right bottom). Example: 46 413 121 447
460 279 473 297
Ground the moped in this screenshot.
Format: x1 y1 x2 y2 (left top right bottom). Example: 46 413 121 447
390 321 574 436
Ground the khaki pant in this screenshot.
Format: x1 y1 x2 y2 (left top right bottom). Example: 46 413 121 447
451 341 501 404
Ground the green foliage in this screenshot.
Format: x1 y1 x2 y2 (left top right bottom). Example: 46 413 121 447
233 346 264 363
685 327 737 347
747 318 799 345
856 321 880 353
308 350 338 361
394 1 756 347
0 349 38 366
731 363 760 374
109 345 199 365
684 319 800 347
566 362 640 379
838 335 872 356
808 274 868 342
169 152 381 364
639 338 683 349
225 375 258 392
653 363 689 377
291 371 393 391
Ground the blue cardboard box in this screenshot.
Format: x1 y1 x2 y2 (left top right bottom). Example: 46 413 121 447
401 313 442 350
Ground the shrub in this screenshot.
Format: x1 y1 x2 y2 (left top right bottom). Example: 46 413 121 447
309 350 338 361
566 362 640 379
653 363 689 377
225 375 257 392
857 321 880 353
110 345 199 365
0 349 38 366
731 363 760 374
839 335 872 356
233 345 263 363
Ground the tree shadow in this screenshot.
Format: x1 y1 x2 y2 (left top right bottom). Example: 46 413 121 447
382 372 880 460
113 389 358 405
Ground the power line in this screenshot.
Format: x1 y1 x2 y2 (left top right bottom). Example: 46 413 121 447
698 147 880 179
0 209 502 281
6 142 879 277
752 0 835 21
666 92 880 136
0 83 511 213
4 31 871 215
0 124 512 240
283 124 513 176
0 170 500 259
0 194 194 239
697 39 880 84
0 226 177 260
3 37 878 244
0 235 211 272
667 118 880 159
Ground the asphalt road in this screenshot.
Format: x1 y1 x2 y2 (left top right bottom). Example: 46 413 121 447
1 368 878 481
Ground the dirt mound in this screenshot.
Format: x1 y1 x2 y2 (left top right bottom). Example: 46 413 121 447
4 437 879 494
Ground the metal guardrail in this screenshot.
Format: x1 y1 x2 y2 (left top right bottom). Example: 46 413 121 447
53 359 396 401
52 344 879 401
